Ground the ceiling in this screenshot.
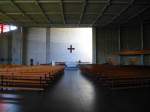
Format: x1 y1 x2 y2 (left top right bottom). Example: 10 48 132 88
0 0 150 27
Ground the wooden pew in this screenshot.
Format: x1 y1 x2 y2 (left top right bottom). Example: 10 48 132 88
0 65 65 91
80 64 150 88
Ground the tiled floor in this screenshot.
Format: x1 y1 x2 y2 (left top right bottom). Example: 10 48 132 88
0 69 150 112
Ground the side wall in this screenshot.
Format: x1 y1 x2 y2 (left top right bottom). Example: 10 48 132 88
0 33 11 64
25 28 47 65
11 28 23 64
96 23 150 65
0 28 23 64
96 27 119 64
143 24 150 65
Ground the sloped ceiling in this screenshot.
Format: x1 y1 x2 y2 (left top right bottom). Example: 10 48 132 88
0 0 149 27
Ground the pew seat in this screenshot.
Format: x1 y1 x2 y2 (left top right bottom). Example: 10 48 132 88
0 65 65 91
80 64 150 88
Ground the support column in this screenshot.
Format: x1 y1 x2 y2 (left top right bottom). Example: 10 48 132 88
22 28 28 65
92 27 96 64
118 26 121 64
12 27 23 64
141 22 144 65
8 32 12 64
46 28 50 64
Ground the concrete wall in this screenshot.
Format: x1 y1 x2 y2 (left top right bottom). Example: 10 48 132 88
0 27 23 64
25 28 47 65
0 33 11 64
0 25 149 65
143 23 150 65
96 27 119 64
120 24 143 65
46 28 50 63
120 24 141 50
50 28 93 63
23 28 93 65
11 28 23 64
96 23 150 65
92 27 96 63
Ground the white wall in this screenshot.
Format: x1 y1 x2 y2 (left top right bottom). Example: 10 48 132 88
26 28 46 65
50 28 92 63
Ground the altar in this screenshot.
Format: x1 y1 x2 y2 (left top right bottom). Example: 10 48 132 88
54 61 91 68
65 61 78 68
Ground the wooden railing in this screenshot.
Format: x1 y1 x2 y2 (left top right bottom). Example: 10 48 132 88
113 49 150 55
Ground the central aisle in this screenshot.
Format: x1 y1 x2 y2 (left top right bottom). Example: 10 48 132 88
40 69 97 112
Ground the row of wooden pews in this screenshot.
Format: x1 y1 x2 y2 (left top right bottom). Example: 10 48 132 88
0 65 64 91
80 64 150 88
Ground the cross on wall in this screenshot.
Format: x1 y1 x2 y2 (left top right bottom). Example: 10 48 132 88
67 45 75 53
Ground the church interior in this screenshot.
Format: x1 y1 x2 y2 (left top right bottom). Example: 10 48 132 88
0 0 150 112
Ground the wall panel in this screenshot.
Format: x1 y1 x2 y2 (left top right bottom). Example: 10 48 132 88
143 23 150 65
26 28 47 65
96 27 119 64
